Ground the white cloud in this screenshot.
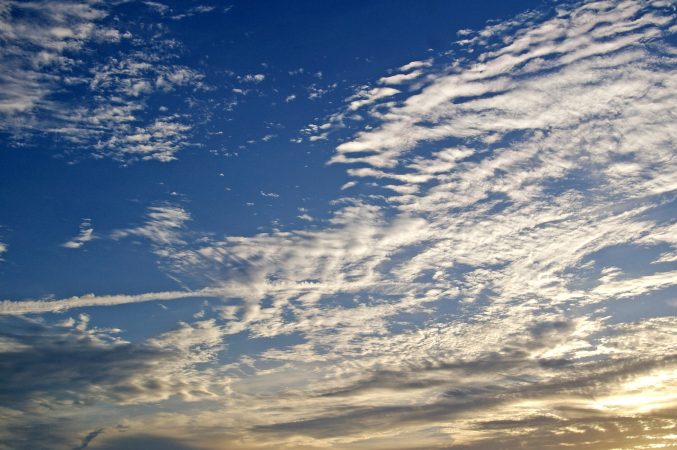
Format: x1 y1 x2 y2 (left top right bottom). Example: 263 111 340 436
307 83 336 100
143 1 169 14
398 59 432 72
241 73 265 83
0 0 107 117
0 1 203 163
340 181 357 190
171 4 218 20
112 205 191 247
0 286 240 315
62 219 94 249
348 87 400 111
379 70 423 85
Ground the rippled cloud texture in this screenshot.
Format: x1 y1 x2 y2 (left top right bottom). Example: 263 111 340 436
1 0 676 449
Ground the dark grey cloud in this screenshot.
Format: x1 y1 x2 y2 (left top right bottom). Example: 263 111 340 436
0 317 223 449
72 428 103 450
0 320 175 409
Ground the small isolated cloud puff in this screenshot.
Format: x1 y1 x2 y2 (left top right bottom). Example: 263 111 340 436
62 219 94 249
241 73 265 83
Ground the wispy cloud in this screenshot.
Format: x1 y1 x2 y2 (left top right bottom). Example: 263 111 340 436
0 286 230 315
347 86 400 111
62 219 94 249
111 205 191 247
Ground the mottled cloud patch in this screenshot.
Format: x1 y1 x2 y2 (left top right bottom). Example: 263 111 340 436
0 0 204 163
0 0 108 116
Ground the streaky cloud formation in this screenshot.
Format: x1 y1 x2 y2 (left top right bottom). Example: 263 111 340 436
0 1 675 449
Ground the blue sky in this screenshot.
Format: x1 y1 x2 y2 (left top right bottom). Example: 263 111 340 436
0 1 676 449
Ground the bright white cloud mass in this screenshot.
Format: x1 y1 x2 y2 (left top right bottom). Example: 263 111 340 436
0 1 676 449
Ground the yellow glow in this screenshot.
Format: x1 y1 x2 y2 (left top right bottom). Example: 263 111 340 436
625 370 677 390
595 393 677 413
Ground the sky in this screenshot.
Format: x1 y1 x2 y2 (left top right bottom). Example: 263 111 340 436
0 0 676 449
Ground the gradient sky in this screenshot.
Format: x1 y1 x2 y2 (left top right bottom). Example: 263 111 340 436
0 1 676 449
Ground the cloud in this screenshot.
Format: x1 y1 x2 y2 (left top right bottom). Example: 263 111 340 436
93 116 192 162
3 1 677 449
135 1 675 446
86 435 203 450
62 219 94 249
347 87 400 111
0 287 233 315
331 4 675 171
3 319 205 403
111 205 191 247
143 2 169 15
398 59 432 72
0 1 203 163
378 70 423 85
340 181 357 190
170 4 219 21
240 73 265 83
0 0 107 116
249 317 677 444
72 428 103 450
0 316 227 448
